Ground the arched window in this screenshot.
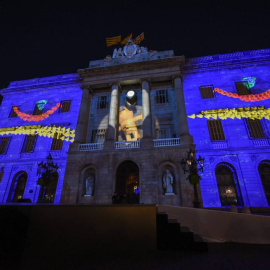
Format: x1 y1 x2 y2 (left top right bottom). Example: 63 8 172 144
215 163 243 207
258 161 270 205
7 171 27 202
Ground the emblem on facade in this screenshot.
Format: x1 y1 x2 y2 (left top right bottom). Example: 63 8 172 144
104 37 157 62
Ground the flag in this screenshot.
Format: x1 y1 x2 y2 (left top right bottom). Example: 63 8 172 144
121 33 133 45
134 32 144 45
106 35 121 47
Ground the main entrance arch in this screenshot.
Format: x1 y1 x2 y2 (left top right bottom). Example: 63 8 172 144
116 160 139 204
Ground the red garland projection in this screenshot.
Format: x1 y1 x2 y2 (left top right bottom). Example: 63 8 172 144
213 88 270 102
13 103 61 122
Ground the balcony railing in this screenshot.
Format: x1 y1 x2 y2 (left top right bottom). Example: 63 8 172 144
115 140 140 149
153 138 180 147
212 141 228 149
253 139 270 147
79 143 104 151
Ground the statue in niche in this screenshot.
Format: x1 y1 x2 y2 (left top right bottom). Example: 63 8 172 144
84 175 95 196
162 169 174 195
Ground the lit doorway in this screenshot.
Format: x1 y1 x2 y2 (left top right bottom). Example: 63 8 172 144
116 161 139 204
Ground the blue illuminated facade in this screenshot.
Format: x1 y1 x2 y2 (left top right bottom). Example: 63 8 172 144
184 49 270 208
0 74 82 203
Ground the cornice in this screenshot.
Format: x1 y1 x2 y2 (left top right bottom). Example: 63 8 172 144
78 57 185 79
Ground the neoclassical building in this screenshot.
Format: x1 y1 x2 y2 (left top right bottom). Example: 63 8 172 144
61 42 196 206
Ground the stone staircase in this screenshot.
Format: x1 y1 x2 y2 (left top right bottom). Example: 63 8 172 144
156 212 208 252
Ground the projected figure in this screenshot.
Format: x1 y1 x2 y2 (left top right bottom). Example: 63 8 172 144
163 169 174 195
85 175 95 196
119 107 142 141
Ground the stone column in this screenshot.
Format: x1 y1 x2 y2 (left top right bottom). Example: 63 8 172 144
74 87 89 144
142 80 152 138
174 77 193 144
107 83 119 141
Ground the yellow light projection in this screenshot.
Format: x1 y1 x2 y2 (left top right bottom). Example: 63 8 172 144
119 107 142 141
0 125 75 142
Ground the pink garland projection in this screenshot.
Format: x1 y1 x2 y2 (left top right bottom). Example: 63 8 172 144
213 88 270 102
13 103 61 122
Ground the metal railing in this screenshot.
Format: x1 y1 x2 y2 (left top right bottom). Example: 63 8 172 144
153 138 180 147
253 139 270 147
115 140 140 149
212 141 228 149
78 143 104 151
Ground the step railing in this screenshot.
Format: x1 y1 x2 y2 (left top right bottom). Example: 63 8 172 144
115 140 140 149
78 143 104 151
153 138 180 147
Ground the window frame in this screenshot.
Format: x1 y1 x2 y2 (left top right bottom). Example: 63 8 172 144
58 100 71 113
245 118 265 139
97 96 109 110
33 104 44 115
9 106 20 118
156 90 169 104
207 120 226 141
235 81 251 96
50 133 64 151
91 129 107 143
21 135 38 153
0 136 11 155
199 85 215 99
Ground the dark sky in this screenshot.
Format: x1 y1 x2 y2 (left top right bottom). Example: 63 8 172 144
0 0 269 88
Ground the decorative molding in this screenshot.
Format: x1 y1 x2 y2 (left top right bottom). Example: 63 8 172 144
250 154 259 161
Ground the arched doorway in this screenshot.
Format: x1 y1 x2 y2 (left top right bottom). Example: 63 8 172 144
215 163 243 207
7 171 27 202
258 161 270 205
116 160 139 204
38 173 58 203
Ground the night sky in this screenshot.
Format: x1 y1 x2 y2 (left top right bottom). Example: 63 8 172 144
0 0 269 88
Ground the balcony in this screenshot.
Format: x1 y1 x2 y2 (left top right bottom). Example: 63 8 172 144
153 138 180 147
78 143 104 151
115 140 140 149
212 141 228 149
253 139 270 147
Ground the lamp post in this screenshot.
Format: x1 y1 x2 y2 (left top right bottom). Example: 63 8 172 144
37 154 59 202
181 149 205 208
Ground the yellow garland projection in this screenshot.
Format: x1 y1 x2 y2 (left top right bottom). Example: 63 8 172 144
213 88 270 102
188 106 270 120
0 125 75 142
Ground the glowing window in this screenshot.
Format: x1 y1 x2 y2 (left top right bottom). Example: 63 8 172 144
21 135 37 153
235 82 251 96
156 90 168 104
97 96 108 110
51 133 63 151
9 106 19 118
207 120 225 141
59 101 71 113
215 163 242 207
0 137 11 154
246 119 265 139
199 85 214 99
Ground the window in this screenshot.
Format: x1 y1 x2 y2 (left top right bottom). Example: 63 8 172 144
91 129 106 143
9 106 19 118
51 133 63 150
0 137 11 154
156 90 168 104
59 100 71 113
0 94 3 106
156 125 172 139
97 96 108 110
246 119 265 139
33 104 43 115
215 163 243 207
21 135 37 153
199 85 214 99
207 120 225 141
259 161 270 205
235 81 251 95
0 167 3 183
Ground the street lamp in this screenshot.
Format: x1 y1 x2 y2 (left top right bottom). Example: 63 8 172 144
37 154 59 202
181 149 205 208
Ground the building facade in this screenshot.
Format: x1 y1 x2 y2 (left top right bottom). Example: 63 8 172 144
0 74 82 203
61 41 196 206
0 41 269 208
184 49 270 208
